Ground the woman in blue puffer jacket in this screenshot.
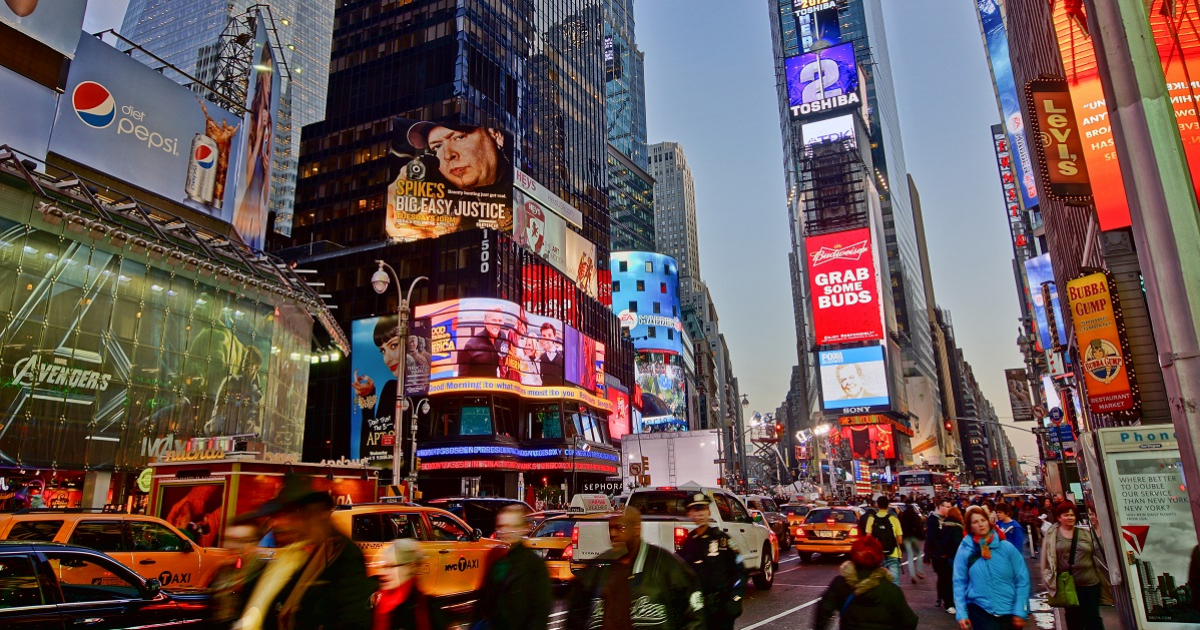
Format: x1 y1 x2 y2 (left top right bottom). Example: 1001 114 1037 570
952 505 1030 630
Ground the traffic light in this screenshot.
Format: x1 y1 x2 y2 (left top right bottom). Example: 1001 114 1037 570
944 420 953 433
991 459 999 468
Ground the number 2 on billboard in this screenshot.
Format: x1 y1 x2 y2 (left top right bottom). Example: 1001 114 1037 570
801 59 843 102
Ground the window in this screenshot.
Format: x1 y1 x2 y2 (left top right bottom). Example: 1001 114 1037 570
47 553 142 603
618 261 628 272
4 520 63 542
645 261 653 273
0 555 43 609
660 282 667 294
667 329 674 340
612 280 620 293
628 301 637 313
648 328 656 338
461 406 493 436
528 403 562 440
636 280 645 292
532 519 576 538
68 521 127 552
712 494 735 521
128 521 186 551
351 514 384 543
652 302 661 314
427 514 472 542
729 496 753 523
384 514 425 540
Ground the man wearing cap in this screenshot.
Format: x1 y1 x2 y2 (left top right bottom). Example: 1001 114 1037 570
405 121 512 195
676 493 746 630
234 475 375 630
567 507 705 630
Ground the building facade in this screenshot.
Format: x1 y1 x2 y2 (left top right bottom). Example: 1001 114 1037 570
648 141 701 299
603 0 655 252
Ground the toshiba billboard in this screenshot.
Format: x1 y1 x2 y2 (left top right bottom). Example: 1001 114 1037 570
806 227 884 346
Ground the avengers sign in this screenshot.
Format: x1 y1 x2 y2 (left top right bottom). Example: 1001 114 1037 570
806 227 884 346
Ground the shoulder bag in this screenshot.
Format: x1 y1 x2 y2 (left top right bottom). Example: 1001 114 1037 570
1048 529 1080 608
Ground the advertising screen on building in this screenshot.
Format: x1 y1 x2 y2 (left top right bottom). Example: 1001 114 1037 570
229 11 280 251
610 251 684 355
976 0 1039 211
806 227 884 346
1144 2 1200 210
1024 253 1065 352
607 384 631 441
386 118 514 242
634 355 687 432
802 114 855 147
1 0 86 57
1005 368 1035 422
48 35 247 229
790 0 841 52
412 298 604 392
840 423 897 460
819 345 890 412
1027 77 1092 202
1066 272 1136 413
785 42 860 119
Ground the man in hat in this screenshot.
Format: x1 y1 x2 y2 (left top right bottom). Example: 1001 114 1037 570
474 505 552 630
235 474 374 630
567 506 705 630
676 493 746 630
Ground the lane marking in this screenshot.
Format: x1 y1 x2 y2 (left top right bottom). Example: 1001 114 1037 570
770 582 830 588
738 597 822 630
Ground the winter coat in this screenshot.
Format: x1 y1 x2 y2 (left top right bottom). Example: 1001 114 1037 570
923 513 944 560
475 541 552 630
567 541 705 630
939 521 965 562
677 525 747 621
952 531 1030 621
813 562 919 630
1039 526 1110 599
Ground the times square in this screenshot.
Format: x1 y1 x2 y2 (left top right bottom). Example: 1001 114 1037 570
0 0 1199 629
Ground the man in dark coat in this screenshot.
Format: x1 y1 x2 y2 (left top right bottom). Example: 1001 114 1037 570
813 536 919 630
568 507 705 630
676 493 746 630
475 506 552 630
460 309 508 377
234 474 374 630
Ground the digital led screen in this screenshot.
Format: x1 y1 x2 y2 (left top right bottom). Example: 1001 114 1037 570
802 114 855 147
412 298 603 392
228 9 281 250
514 170 597 299
606 384 631 441
819 345 890 412
785 42 860 119
791 0 841 52
1023 253 1065 352
349 315 432 462
386 118 514 242
634 355 687 433
841 423 897 460
806 227 884 346
610 251 684 355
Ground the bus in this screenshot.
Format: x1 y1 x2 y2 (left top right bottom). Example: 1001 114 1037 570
896 470 950 498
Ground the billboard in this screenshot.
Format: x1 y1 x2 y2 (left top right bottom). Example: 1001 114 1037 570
564 229 598 299
514 188 567 271
802 114 855 147
1005 368 1035 422
1024 253 1065 352
386 118 514 241
48 35 247 227
904 375 941 465
610 251 684 355
1050 2 1131 231
806 227 884 346
1027 77 1092 201
411 298 604 392
790 0 841 52
1 0 86 57
785 42 860 119
841 423 897 460
819 345 890 412
1144 0 1200 208
606 384 631 441
229 11 280 250
634 355 687 432
1066 272 1136 413
0 64 57 160
976 0 1039 210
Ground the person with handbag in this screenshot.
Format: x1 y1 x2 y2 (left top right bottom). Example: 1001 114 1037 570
1039 502 1108 630
952 506 1030 630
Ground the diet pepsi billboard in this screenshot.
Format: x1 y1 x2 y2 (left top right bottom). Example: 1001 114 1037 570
48 35 245 227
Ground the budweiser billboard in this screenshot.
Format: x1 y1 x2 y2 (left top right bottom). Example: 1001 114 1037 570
806 227 884 346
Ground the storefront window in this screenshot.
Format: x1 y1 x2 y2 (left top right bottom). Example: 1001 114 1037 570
493 396 517 439
527 403 562 440
460 406 493 436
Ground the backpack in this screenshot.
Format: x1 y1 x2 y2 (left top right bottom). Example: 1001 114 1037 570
867 512 898 554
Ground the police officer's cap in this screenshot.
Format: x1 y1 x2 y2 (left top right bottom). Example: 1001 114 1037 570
685 492 711 509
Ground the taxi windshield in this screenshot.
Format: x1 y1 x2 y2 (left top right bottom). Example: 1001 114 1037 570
805 509 857 524
532 519 576 538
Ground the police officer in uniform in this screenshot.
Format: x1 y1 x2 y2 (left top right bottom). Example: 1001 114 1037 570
676 493 747 630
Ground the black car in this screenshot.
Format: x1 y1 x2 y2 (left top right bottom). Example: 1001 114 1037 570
0 541 209 630
424 497 532 537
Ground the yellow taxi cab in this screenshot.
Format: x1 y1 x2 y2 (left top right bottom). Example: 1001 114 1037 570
0 508 236 589
782 503 813 528
324 503 508 603
523 494 616 583
793 506 863 562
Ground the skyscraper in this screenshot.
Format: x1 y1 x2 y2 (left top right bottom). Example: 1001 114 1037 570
604 0 655 252
120 0 336 236
649 141 701 300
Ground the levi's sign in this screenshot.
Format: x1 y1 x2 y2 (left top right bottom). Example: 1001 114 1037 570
806 227 884 346
1028 77 1092 201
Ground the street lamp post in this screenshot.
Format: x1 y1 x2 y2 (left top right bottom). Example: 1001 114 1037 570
813 423 833 497
370 261 427 490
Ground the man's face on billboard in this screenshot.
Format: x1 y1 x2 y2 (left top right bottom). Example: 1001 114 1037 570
539 327 558 352
484 311 505 337
427 126 503 191
379 336 403 377
837 364 866 398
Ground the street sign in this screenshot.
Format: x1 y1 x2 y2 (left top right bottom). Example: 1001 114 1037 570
1050 407 1064 425
1032 405 1047 419
714 459 726 464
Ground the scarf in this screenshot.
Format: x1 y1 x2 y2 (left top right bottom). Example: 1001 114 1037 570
972 530 999 560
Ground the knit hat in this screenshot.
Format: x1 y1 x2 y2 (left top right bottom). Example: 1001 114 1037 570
850 536 884 569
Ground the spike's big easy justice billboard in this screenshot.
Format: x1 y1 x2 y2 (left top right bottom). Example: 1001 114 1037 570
806 227 884 346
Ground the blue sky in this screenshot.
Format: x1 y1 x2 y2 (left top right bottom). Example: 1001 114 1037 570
83 0 1037 460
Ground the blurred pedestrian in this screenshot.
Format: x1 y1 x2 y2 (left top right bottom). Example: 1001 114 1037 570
925 497 950 607
862 496 904 584
939 506 967 615
1018 501 1041 556
953 506 1030 630
474 506 551 630
209 523 267 629
1040 502 1108 630
813 536 918 630
369 539 447 630
567 507 705 630
899 498 926 583
677 493 747 630
234 474 374 630
994 503 1026 557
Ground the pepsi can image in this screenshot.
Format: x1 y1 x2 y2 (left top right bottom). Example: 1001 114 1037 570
185 134 219 204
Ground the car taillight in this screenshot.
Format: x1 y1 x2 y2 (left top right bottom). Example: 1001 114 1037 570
562 544 574 560
571 525 580 549
826 518 837 525
674 527 688 551
849 527 859 537
794 527 806 538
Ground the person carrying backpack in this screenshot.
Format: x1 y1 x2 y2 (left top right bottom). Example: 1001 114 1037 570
814 536 919 630
899 498 926 583
863 496 904 584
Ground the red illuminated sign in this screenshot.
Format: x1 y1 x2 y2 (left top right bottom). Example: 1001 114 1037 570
840 423 897 460
1146 1 1200 205
805 227 884 346
420 460 619 474
607 387 631 441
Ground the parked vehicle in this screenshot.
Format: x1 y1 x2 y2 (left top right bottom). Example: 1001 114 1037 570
741 494 792 551
523 494 616 584
0 540 211 629
424 497 532 538
0 508 235 589
793 506 865 562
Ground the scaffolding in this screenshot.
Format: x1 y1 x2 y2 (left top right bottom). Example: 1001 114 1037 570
799 137 869 237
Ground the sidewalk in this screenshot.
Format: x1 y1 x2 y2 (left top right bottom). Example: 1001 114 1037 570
895 554 1119 629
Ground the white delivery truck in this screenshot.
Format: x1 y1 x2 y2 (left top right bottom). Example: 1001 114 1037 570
620 430 724 491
